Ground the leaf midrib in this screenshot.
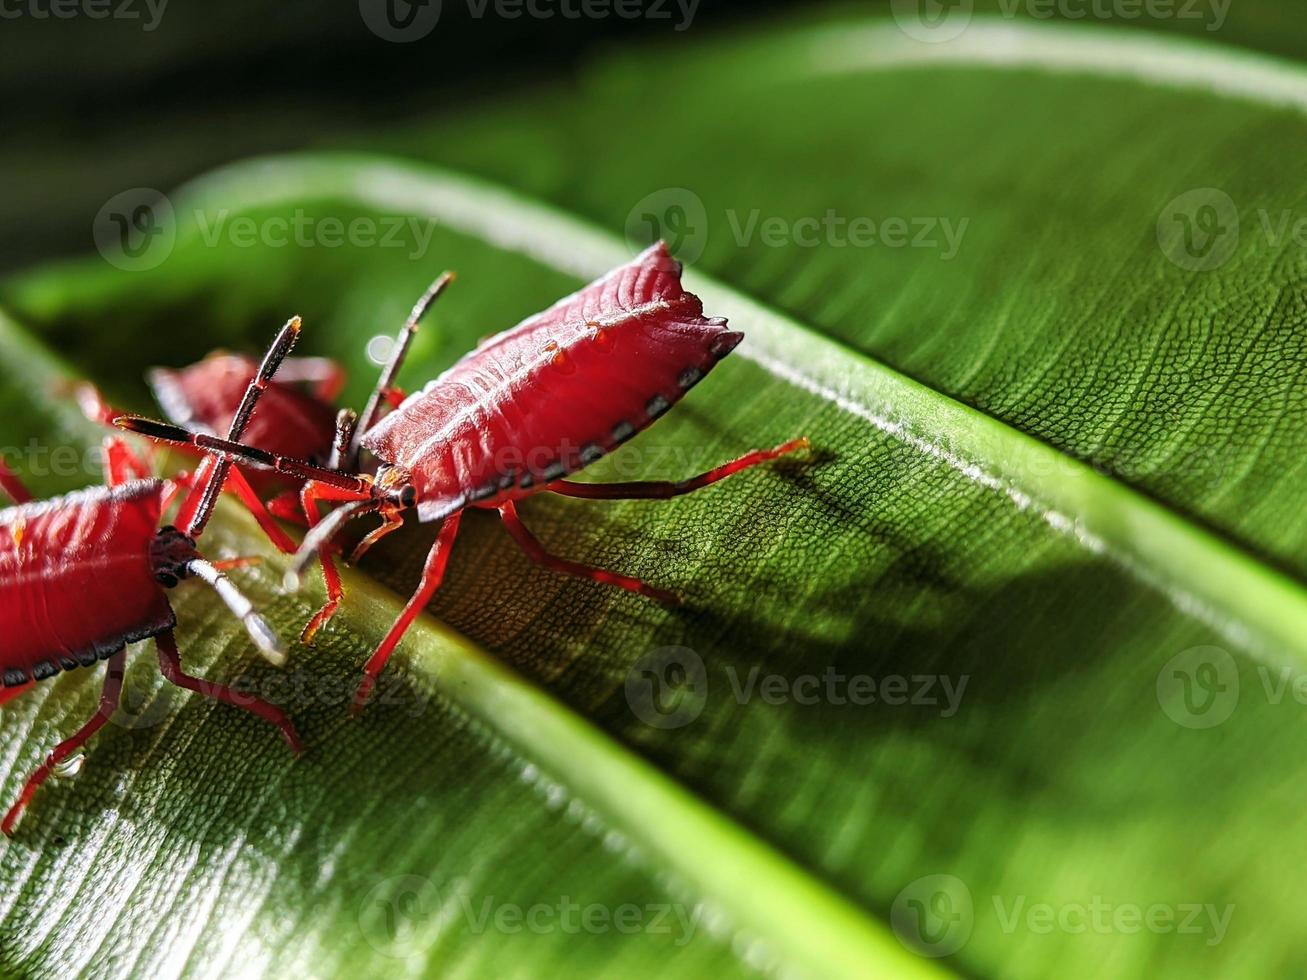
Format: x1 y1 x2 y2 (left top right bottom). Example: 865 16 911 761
0 308 946 980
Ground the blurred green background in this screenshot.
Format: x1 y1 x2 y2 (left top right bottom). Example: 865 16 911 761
3 0 1306 272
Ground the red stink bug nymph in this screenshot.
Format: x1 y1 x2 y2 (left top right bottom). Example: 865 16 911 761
73 348 348 553
119 243 808 713
0 320 309 835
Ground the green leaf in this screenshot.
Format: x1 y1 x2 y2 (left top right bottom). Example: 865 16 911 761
0 317 926 977
3 17 1307 980
386 15 1307 576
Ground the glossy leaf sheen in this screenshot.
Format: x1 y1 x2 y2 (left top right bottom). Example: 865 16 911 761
2 17 1307 980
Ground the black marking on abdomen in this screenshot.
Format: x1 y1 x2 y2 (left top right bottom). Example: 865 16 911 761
7 643 129 689
646 395 671 419
612 421 636 444
467 482 499 502
677 366 704 390
2 618 170 688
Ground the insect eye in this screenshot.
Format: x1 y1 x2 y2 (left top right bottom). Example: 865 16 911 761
399 485 417 508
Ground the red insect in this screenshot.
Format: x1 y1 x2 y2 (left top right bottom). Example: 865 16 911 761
119 243 806 713
74 348 346 552
0 321 307 836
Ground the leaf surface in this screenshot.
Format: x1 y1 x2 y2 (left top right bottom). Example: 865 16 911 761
3 18 1307 980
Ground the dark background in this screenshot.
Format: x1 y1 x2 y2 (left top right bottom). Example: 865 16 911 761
1 0 1302 272
1 0 798 270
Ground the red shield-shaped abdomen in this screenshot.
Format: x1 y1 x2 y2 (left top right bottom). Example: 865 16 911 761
361 242 742 521
0 481 174 686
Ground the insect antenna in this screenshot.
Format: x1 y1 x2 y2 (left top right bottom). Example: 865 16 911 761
116 416 379 496
185 558 287 666
182 316 302 539
328 408 358 470
345 271 455 468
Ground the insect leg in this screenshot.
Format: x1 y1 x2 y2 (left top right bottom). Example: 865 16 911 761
102 436 154 486
161 470 195 512
497 500 678 605
168 456 299 555
156 630 302 753
348 506 406 563
174 455 220 529
223 465 299 555
298 480 357 645
2 649 126 836
548 438 809 501
352 510 462 715
0 457 33 505
267 489 310 527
